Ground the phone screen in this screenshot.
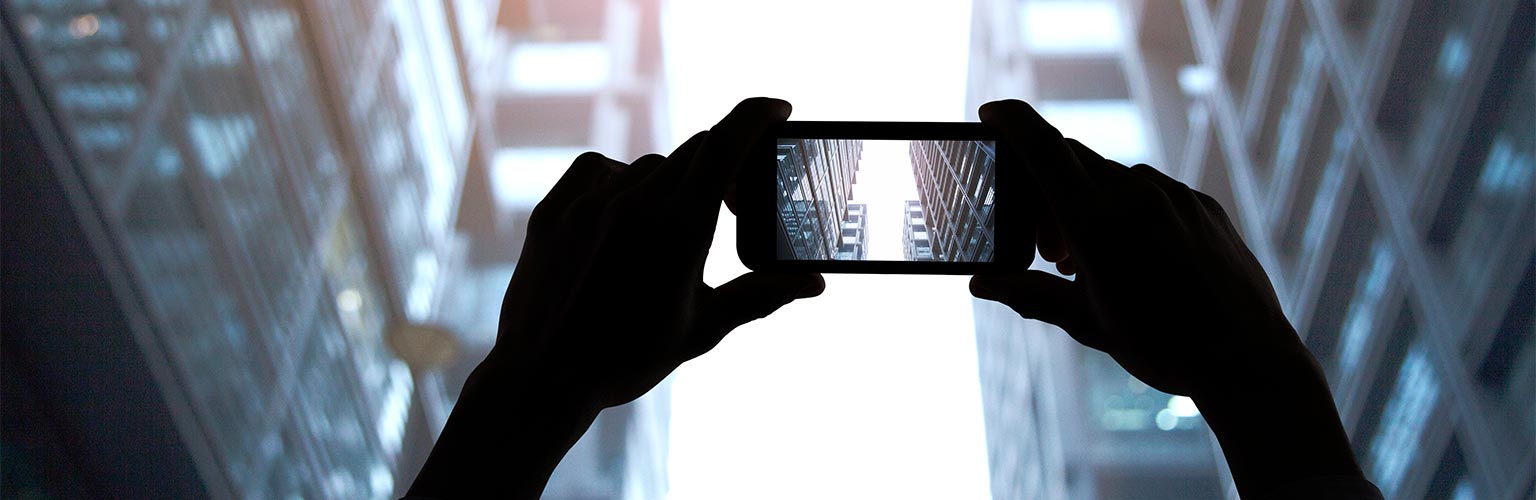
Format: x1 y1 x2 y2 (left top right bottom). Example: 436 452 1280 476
774 138 996 262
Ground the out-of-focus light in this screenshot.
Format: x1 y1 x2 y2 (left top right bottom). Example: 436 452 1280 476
1020 0 1124 54
1178 65 1216 96
337 288 362 313
69 14 100 39
1100 408 1151 431
407 252 439 322
508 42 611 92
1037 100 1149 164
491 147 588 207
1436 33 1470 79
1167 395 1199 418
1476 138 1534 195
370 464 395 497
19 15 41 37
1155 408 1179 431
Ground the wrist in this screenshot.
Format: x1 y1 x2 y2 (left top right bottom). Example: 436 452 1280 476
1192 335 1366 496
407 350 602 498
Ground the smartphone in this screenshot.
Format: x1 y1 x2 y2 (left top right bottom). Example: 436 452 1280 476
737 121 1028 274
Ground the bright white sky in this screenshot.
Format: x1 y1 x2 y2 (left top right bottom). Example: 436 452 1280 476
850 140 920 261
660 1 991 499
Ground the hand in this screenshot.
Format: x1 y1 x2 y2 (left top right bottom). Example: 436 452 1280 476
969 99 1370 497
409 98 823 498
969 99 1306 398
495 97 824 410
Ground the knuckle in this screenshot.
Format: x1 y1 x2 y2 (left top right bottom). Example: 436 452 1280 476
574 151 611 166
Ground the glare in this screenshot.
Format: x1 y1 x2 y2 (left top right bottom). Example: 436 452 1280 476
69 13 99 38
1435 33 1470 78
1155 408 1179 431
508 42 612 92
1178 65 1217 96
1036 100 1149 164
1019 1 1123 54
1166 395 1199 418
491 147 587 207
407 252 438 322
337 288 363 313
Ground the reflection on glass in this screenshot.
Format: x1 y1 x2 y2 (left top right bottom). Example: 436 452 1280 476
1336 239 1395 378
1367 343 1440 497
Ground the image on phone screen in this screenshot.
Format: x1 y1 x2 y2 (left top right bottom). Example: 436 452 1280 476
775 138 996 263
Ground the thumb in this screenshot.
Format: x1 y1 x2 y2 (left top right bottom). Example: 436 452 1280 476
689 272 825 355
971 271 1106 350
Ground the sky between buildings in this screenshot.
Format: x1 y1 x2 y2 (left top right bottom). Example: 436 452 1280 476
660 1 991 499
849 140 921 261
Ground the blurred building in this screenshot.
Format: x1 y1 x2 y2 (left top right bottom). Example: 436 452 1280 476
968 0 1534 499
966 0 1227 498
904 200 938 261
445 1 676 499
1167 1 1534 499
837 203 869 260
2 0 487 498
775 139 864 260
909 140 997 263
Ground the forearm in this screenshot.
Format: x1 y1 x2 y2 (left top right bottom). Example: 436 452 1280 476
407 354 600 499
1195 337 1366 497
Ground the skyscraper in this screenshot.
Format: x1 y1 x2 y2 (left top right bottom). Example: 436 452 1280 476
909 140 997 262
967 0 1534 499
1166 1 1533 498
965 0 1225 498
838 203 870 261
776 138 864 260
418 1 678 498
2 0 481 497
903 200 937 261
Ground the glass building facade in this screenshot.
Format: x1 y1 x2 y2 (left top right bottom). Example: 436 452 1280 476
909 140 997 263
2 0 479 496
903 199 937 261
6 1 1528 498
3 0 676 496
967 0 1534 499
837 203 869 261
776 138 864 260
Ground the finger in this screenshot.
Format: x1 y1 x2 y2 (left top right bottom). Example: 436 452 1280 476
724 182 740 216
970 271 1106 350
1062 138 1129 176
634 131 708 191
540 151 618 206
678 97 792 208
1037 216 1069 263
1193 190 1244 240
978 99 1095 204
687 272 825 358
1055 257 1076 276
613 153 666 187
1128 163 1205 222
529 152 623 229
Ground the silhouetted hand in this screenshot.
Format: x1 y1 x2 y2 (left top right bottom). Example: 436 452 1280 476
970 99 1377 498
969 99 1303 398
494 97 823 410
407 98 822 499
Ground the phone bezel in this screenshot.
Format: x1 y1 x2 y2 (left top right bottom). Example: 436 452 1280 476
738 120 1028 275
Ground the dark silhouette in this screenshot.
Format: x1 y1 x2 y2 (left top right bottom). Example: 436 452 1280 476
404 98 1384 499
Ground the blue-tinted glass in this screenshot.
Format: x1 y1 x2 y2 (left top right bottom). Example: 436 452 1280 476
1337 239 1396 377
1368 343 1441 496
